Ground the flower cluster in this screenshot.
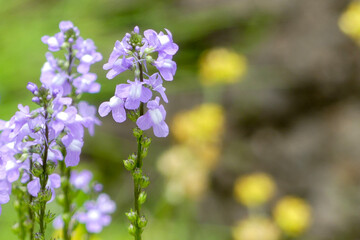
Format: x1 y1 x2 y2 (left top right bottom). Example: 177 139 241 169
53 170 116 234
99 26 178 137
41 21 102 96
0 21 108 239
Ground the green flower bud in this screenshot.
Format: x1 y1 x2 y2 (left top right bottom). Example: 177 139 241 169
128 224 136 236
140 176 150 189
125 209 137 223
134 69 140 79
133 128 143 139
132 168 142 181
45 161 56 175
32 162 43 178
39 189 52 202
12 223 20 234
137 216 147 228
138 191 147 205
145 55 154 63
124 159 136 171
142 137 151 147
24 219 33 229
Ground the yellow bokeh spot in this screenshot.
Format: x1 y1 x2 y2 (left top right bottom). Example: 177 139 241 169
199 48 247 86
52 225 101 240
234 172 276 208
273 196 311 236
172 103 225 146
232 217 280 240
339 1 360 42
157 145 209 203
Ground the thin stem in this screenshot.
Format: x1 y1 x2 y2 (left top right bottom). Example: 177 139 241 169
61 44 74 240
28 155 34 240
39 110 49 237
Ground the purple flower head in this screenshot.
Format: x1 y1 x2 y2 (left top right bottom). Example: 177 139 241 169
116 79 152 110
61 134 84 167
40 52 70 94
73 73 101 94
144 73 168 103
144 28 178 56
153 54 177 81
0 180 11 215
59 21 80 37
104 55 134 80
27 82 38 95
136 97 169 137
77 101 101 136
70 170 93 192
98 96 126 123
74 38 103 74
41 32 64 52
77 193 116 233
27 173 61 202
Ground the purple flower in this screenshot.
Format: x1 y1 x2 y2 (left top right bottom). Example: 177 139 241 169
73 73 101 94
144 29 178 56
42 32 64 52
116 79 152 110
27 173 61 202
70 170 93 192
103 36 132 72
74 38 103 74
104 56 134 80
0 180 11 215
77 193 116 233
98 96 126 123
136 97 169 137
144 73 168 103
59 21 79 36
62 134 84 167
153 54 177 81
77 101 101 136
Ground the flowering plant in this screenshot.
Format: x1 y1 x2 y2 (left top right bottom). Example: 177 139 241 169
100 26 178 239
0 21 115 240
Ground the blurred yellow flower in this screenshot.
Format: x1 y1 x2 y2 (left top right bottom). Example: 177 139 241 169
232 217 280 240
273 196 311 236
199 48 247 86
339 1 360 42
158 145 209 203
53 225 101 240
234 173 276 208
172 103 225 146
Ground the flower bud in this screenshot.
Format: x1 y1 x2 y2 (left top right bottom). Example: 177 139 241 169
137 216 147 228
145 55 154 63
12 223 20 234
27 82 38 95
24 218 33 229
128 224 136 236
125 209 137 223
46 161 56 175
32 162 43 178
140 176 150 189
32 97 40 104
138 191 147 205
124 159 135 171
133 128 143 139
39 188 52 202
132 168 142 180
13 200 21 210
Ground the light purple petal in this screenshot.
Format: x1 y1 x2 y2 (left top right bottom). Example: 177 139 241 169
153 121 169 138
136 113 152 130
140 86 152 103
98 102 111 117
27 179 41 197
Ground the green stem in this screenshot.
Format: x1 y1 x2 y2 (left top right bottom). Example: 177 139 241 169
28 156 34 240
61 43 75 240
134 62 145 240
39 110 49 237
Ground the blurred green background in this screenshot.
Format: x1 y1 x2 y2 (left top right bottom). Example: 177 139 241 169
2 0 360 239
